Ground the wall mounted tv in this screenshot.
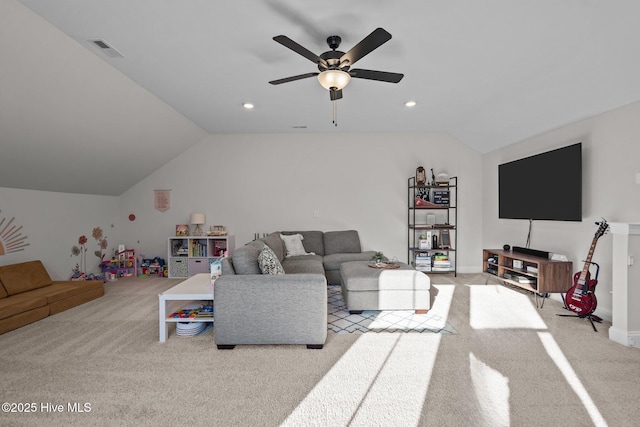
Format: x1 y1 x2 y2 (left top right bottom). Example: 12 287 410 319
499 143 582 221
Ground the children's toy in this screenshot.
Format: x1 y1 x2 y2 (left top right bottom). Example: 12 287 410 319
70 270 86 281
102 248 137 278
148 257 165 276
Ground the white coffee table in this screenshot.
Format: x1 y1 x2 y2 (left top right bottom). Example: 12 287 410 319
158 273 214 342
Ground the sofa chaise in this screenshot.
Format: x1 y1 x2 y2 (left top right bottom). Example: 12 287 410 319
214 230 376 349
0 260 105 334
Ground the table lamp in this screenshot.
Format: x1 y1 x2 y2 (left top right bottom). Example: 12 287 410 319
190 213 205 236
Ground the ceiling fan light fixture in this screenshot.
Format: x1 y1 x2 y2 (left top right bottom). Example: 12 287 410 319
317 70 351 90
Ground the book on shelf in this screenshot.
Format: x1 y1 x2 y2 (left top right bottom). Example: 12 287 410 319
414 251 433 271
432 255 451 269
175 248 188 256
197 304 214 317
514 275 536 284
190 241 207 257
414 251 432 258
415 262 432 267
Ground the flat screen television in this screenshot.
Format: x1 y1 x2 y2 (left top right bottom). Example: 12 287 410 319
499 143 582 221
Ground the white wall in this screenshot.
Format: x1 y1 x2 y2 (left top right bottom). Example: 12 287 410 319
483 100 640 321
119 132 484 273
8 97 637 305
0 187 120 280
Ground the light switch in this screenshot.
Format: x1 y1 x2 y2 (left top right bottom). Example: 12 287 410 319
636 172 640 184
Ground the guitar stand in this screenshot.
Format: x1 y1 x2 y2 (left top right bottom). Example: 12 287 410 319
557 307 602 332
557 261 602 332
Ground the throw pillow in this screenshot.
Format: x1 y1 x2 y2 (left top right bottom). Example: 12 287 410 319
258 245 285 275
230 241 263 274
280 233 314 257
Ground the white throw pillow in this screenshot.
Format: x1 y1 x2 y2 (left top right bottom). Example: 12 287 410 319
280 233 314 257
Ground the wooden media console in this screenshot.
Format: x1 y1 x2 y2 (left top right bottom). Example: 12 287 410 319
483 249 573 295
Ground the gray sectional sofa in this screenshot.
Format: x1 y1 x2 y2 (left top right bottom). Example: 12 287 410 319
213 230 376 349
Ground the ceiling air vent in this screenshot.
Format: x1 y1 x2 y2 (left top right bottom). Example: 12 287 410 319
89 39 124 58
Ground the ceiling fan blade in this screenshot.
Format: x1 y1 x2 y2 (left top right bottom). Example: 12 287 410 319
340 28 392 67
273 35 328 68
330 89 343 101
349 68 404 83
269 72 319 85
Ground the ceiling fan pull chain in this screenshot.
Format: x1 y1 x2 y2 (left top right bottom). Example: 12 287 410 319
333 100 338 126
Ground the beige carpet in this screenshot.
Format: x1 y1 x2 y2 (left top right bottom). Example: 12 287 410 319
1 275 640 426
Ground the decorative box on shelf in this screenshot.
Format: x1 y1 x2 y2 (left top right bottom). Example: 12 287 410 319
207 225 227 236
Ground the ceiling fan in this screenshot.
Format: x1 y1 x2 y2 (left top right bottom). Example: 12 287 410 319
269 27 404 102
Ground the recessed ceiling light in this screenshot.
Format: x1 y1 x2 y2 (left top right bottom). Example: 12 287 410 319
243 103 254 109
405 101 417 107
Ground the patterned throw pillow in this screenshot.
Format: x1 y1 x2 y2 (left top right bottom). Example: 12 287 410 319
257 245 285 275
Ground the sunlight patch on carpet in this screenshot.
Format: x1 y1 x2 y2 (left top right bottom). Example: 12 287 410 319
538 332 608 427
470 352 510 426
327 284 456 334
281 333 441 426
468 284 546 330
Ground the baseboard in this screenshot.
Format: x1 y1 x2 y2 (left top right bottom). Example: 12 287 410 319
609 327 640 348
457 266 483 274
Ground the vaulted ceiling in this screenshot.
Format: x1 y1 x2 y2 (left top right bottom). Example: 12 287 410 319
3 0 640 195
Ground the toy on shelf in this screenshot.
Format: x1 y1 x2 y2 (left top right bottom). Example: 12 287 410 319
101 248 137 279
118 249 135 262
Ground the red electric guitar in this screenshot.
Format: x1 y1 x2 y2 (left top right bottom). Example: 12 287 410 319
565 220 609 316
